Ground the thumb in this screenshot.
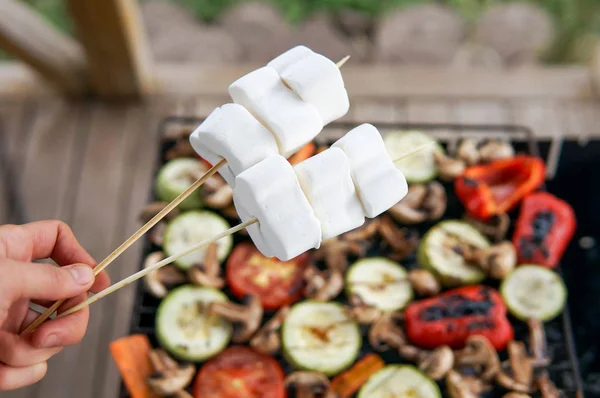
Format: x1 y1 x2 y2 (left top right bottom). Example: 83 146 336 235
3 260 95 301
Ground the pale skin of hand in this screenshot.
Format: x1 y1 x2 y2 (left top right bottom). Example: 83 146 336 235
0 220 110 391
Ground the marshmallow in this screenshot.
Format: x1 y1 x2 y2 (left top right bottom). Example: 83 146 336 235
333 124 408 218
229 66 323 156
189 104 279 186
294 147 365 239
270 50 349 125
233 155 322 261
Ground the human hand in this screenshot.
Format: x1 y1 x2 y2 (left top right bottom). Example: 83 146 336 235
0 220 110 391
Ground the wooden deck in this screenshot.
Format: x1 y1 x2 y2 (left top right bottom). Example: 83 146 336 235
1 71 599 397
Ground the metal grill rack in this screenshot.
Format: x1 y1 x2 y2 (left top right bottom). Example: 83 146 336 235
122 117 584 398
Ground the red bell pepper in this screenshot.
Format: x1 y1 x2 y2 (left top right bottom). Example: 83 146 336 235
455 155 546 220
512 192 576 268
404 285 513 350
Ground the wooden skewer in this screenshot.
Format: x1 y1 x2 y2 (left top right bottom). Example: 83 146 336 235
57 217 258 319
22 57 351 334
48 142 433 320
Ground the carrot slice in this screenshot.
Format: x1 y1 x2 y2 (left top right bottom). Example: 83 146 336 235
288 142 316 165
109 334 161 398
330 354 385 397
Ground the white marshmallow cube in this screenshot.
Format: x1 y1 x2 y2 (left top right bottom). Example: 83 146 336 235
229 66 323 156
233 155 322 261
333 124 408 218
269 48 349 125
189 104 279 186
294 147 365 240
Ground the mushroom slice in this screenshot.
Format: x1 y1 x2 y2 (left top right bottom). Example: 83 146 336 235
250 306 289 355
341 218 380 242
508 340 533 387
208 294 263 343
166 139 197 160
536 370 561 398
478 241 517 279
464 213 510 242
345 294 382 324
422 181 447 221
144 252 187 298
378 215 419 260
446 370 478 398
387 202 428 224
147 349 195 396
457 138 480 166
496 367 532 394
455 335 500 382
418 345 454 380
204 184 233 209
503 393 531 398
148 221 167 247
368 312 406 351
284 371 333 398
304 266 344 301
478 140 515 163
314 236 365 272
434 152 466 181
408 269 441 297
528 318 550 367
139 201 181 223
187 242 224 288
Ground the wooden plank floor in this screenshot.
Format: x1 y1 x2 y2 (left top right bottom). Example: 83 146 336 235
0 94 598 398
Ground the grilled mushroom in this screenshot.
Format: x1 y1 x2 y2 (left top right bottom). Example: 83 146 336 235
464 213 510 242
165 139 197 160
369 312 406 351
418 345 455 380
434 152 466 181
148 221 167 246
388 182 447 224
143 252 187 298
528 319 550 367
536 370 561 398
408 269 441 297
250 306 289 355
173 391 194 398
503 393 531 398
314 236 365 271
446 370 478 398
304 265 344 301
455 335 500 382
208 295 263 343
345 294 382 324
139 202 181 223
187 242 224 288
204 184 233 209
478 140 515 163
477 241 517 279
284 371 333 398
378 215 419 260
147 349 195 396
422 181 447 220
457 138 480 165
341 218 380 241
508 341 534 387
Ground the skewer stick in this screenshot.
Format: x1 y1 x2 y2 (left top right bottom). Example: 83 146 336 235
48 142 433 320
22 57 351 334
21 159 228 334
57 217 258 320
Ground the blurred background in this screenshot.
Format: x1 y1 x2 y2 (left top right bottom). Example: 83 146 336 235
1 1 600 398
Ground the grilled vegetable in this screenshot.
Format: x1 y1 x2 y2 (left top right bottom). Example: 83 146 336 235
357 365 441 398
384 131 443 183
156 286 232 362
404 285 513 350
346 258 413 312
417 221 488 287
109 335 160 398
501 265 567 321
455 156 546 220
330 354 385 398
155 158 205 210
512 192 576 268
163 211 232 270
282 301 361 376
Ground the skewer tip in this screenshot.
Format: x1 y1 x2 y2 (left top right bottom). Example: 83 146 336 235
336 55 351 68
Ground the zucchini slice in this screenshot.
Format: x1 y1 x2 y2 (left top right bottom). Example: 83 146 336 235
383 131 443 183
418 220 488 287
163 211 232 270
501 265 567 321
346 258 413 312
155 158 206 210
282 301 361 376
358 365 441 398
156 285 232 362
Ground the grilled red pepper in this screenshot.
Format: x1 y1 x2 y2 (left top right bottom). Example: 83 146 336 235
455 155 546 220
404 285 513 350
512 192 576 268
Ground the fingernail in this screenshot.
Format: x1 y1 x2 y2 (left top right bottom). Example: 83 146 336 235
41 333 59 348
68 264 94 285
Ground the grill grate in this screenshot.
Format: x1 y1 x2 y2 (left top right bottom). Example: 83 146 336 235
121 118 583 398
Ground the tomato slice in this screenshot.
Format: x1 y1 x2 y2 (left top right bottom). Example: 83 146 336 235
226 242 309 310
193 346 285 398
